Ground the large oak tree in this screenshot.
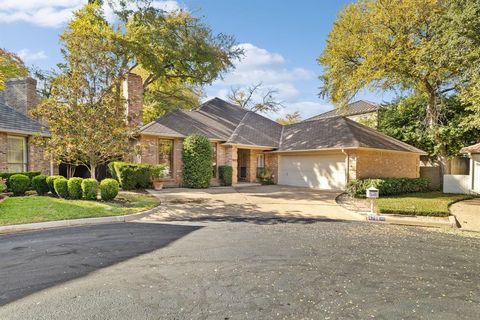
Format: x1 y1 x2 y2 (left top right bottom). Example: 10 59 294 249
33 1 242 178
318 0 480 173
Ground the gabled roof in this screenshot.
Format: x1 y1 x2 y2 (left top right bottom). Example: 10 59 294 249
140 97 425 154
226 111 283 148
0 102 48 136
461 142 480 154
305 100 380 121
280 117 425 154
140 98 247 140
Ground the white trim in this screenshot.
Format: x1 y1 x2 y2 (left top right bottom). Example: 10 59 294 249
221 143 275 150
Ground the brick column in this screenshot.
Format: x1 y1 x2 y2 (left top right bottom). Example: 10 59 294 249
248 149 259 182
347 153 357 181
265 153 278 184
173 139 183 185
28 140 50 174
225 146 238 185
123 73 144 127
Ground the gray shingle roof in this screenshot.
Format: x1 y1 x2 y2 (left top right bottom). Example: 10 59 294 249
226 111 283 147
305 100 380 121
140 98 247 140
280 117 425 153
0 102 48 135
140 97 425 154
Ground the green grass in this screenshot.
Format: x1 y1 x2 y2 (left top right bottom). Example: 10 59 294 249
0 192 160 226
374 191 474 217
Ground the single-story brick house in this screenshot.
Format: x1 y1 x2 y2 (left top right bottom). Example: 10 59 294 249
0 78 52 175
136 89 425 190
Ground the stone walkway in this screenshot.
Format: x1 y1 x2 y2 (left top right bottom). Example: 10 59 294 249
450 198 480 232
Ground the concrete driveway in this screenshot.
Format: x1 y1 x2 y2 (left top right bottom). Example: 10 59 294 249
145 185 362 223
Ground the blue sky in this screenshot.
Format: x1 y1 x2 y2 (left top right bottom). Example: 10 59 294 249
0 0 393 119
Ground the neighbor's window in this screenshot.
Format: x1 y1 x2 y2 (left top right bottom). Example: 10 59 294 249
158 139 173 177
7 136 27 172
211 142 217 177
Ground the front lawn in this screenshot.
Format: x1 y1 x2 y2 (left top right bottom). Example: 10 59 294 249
0 192 160 226
374 192 474 217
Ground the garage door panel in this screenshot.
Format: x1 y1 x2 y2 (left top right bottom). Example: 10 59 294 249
278 154 346 190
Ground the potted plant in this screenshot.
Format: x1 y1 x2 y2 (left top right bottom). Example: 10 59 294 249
151 165 169 190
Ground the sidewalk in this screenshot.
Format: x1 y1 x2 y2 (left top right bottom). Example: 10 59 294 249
450 198 480 232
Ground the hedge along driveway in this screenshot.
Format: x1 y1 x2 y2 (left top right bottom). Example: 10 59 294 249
0 192 159 226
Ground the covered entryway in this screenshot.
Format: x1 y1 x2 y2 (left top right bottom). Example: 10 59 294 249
278 153 347 190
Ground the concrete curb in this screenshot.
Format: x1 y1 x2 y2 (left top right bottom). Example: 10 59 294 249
0 205 161 234
365 213 457 229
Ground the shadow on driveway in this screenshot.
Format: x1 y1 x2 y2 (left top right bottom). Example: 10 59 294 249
0 222 201 306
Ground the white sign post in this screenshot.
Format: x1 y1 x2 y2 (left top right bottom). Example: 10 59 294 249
366 187 379 215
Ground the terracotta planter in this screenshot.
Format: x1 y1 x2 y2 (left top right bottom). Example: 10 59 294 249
152 180 164 190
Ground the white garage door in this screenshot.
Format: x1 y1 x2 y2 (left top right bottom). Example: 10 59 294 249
278 154 347 190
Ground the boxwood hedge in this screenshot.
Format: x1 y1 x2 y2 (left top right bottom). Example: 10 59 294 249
346 177 431 197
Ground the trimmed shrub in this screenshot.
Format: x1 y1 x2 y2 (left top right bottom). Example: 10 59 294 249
54 178 69 198
258 168 275 185
32 175 49 195
218 165 233 186
0 171 40 190
46 175 64 195
182 134 213 188
100 178 119 201
109 162 154 190
346 177 431 197
9 174 30 196
68 178 84 199
0 179 6 193
82 178 99 200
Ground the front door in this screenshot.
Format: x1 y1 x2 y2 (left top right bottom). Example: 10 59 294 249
238 150 248 181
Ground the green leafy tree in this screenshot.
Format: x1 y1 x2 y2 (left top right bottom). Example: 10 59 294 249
0 48 27 90
378 94 480 158
318 0 480 172
33 1 241 178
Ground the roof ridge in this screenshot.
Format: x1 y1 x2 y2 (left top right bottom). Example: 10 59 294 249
226 110 250 142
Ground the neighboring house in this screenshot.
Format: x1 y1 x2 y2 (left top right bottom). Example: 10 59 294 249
0 78 52 175
133 78 425 190
305 100 381 127
444 143 480 194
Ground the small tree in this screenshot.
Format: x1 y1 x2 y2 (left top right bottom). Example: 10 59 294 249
228 82 284 114
182 134 213 188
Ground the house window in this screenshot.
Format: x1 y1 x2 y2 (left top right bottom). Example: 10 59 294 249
158 139 173 177
211 142 217 177
7 136 27 172
256 154 265 177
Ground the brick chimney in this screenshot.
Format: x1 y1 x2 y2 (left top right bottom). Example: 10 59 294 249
0 77 38 115
123 73 144 127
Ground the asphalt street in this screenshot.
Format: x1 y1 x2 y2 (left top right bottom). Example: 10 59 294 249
0 220 479 319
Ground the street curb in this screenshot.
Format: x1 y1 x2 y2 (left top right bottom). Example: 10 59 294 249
366 214 457 228
0 205 161 234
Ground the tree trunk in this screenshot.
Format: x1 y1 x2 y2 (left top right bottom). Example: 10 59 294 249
89 164 97 180
426 90 450 182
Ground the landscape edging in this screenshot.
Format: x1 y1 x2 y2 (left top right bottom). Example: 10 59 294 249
0 205 161 234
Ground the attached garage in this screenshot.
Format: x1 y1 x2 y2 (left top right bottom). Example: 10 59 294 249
278 153 346 190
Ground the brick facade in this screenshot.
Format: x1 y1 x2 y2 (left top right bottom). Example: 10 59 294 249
0 132 51 174
265 153 278 184
353 149 420 179
28 140 50 174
